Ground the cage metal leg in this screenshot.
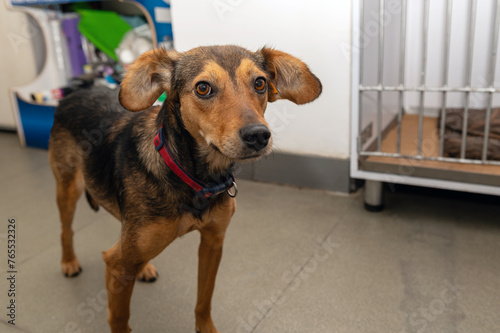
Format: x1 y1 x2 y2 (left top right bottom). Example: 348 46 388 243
364 180 384 212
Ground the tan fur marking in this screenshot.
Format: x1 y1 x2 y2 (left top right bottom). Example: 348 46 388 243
49 128 84 182
235 58 268 83
192 61 231 91
135 220 179 261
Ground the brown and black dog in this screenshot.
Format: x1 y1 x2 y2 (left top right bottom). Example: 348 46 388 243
49 45 322 332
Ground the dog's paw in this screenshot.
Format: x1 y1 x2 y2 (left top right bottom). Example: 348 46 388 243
136 262 158 282
62 259 82 277
195 319 220 333
195 328 220 333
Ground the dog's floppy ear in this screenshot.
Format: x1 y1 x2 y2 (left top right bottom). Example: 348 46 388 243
119 48 179 111
258 47 322 105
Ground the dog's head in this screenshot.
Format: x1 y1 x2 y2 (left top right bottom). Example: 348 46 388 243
119 45 322 162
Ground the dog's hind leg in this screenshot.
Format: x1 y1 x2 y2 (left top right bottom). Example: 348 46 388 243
50 130 86 277
55 170 85 277
136 261 158 282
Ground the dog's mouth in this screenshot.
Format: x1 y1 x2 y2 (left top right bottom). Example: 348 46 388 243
238 148 272 161
210 142 271 162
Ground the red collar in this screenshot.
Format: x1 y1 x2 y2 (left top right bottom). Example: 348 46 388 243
154 127 237 199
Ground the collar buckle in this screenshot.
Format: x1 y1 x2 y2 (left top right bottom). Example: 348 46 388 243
227 182 238 198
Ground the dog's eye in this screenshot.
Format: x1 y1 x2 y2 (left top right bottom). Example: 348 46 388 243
254 77 267 93
196 82 212 97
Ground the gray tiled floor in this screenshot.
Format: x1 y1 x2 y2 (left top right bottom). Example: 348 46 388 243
1 131 500 333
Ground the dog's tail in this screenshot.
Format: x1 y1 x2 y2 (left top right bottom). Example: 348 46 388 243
85 190 99 212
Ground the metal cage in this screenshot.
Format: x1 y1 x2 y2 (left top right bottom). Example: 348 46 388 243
351 0 500 204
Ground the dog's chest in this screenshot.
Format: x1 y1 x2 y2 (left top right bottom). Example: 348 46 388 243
176 213 215 236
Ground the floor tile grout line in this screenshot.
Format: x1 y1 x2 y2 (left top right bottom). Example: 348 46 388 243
247 210 348 333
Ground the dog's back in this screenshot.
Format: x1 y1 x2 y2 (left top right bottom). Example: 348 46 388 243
51 88 127 143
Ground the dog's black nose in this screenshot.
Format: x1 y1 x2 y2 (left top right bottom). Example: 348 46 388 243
240 125 271 151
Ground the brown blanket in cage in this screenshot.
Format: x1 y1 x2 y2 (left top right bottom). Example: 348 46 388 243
441 108 500 160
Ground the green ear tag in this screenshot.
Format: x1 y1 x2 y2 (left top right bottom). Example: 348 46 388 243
158 92 167 103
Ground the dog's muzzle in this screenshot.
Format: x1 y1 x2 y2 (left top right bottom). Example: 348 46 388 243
239 125 271 152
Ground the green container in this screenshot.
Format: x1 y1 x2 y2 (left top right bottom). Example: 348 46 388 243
77 9 132 61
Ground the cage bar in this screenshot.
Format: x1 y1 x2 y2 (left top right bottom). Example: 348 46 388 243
358 0 365 153
460 0 477 159
359 150 500 166
357 0 500 168
438 0 453 157
482 0 500 161
377 0 385 152
359 85 500 93
396 0 407 154
417 0 430 156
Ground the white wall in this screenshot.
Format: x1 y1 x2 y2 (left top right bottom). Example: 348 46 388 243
359 0 403 150
0 2 40 129
171 0 352 159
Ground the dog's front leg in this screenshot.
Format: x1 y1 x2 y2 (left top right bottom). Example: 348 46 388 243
195 198 235 333
103 221 178 332
103 242 138 333
195 232 224 333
